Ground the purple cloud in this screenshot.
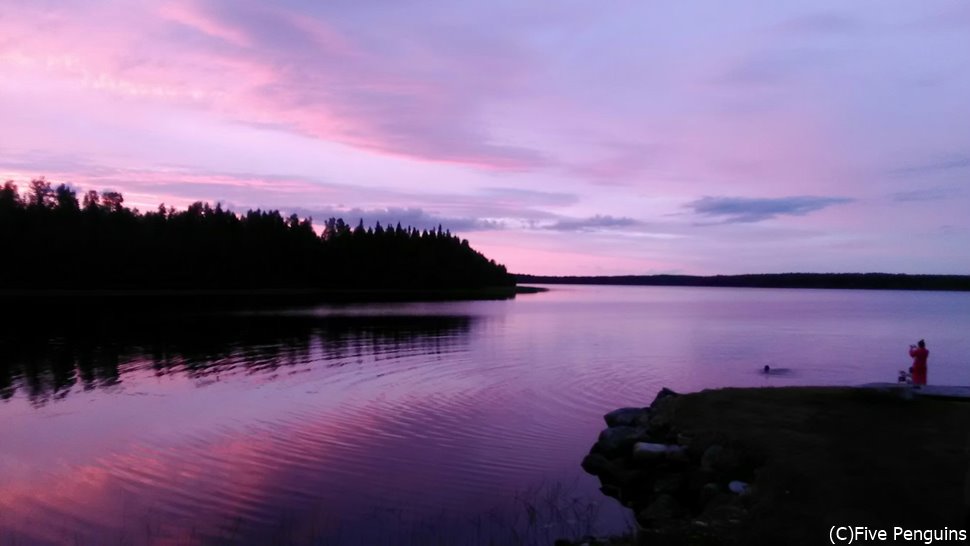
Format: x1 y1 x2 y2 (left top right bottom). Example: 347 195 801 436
892 154 970 176
156 0 552 170
688 196 853 224
543 215 641 232
891 186 963 202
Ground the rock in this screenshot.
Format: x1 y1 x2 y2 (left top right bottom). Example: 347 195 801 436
701 444 743 474
702 502 748 525
596 426 649 457
604 407 651 428
700 445 723 470
637 494 685 526
632 442 686 461
687 468 717 494
650 387 680 408
700 492 738 518
600 484 623 501
553 538 611 546
584 452 646 492
728 480 750 495
648 411 671 429
645 413 674 442
698 482 721 508
666 445 690 463
632 442 668 458
653 473 685 494
582 452 611 475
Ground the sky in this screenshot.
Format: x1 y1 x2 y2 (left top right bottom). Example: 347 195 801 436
1 1 968 275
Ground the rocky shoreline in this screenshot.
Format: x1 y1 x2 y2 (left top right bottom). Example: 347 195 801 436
567 388 759 545
560 385 970 546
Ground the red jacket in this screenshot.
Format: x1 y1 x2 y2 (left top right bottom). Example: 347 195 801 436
909 346 929 384
909 346 929 368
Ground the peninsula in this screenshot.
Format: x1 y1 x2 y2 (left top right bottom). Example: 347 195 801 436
517 273 970 291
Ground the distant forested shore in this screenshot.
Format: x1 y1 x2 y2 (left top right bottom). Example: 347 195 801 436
516 273 970 291
0 179 513 291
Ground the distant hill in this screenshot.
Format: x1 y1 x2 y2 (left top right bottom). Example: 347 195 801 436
515 273 970 291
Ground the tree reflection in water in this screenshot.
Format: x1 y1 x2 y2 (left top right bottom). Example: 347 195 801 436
0 308 475 405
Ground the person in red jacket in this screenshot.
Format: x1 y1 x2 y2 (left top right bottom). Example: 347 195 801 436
909 339 929 385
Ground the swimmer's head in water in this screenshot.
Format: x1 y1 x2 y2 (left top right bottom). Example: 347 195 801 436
763 365 770 373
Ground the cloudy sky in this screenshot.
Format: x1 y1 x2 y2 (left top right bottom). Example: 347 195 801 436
2 1 968 275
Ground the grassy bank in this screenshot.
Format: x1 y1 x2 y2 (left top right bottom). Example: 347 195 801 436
675 387 970 544
580 387 970 545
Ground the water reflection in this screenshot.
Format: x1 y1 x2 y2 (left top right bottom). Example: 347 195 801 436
0 304 622 546
0 311 475 405
0 308 508 545
11 286 961 545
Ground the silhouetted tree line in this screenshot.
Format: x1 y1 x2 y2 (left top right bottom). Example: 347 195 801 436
0 179 513 290
516 273 970 291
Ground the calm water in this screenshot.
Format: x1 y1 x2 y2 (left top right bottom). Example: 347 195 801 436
2 285 969 545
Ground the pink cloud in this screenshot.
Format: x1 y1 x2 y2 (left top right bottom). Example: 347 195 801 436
1 1 549 170
3 1 969 273
157 1 251 47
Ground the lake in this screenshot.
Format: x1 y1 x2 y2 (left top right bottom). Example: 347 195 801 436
2 285 969 545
